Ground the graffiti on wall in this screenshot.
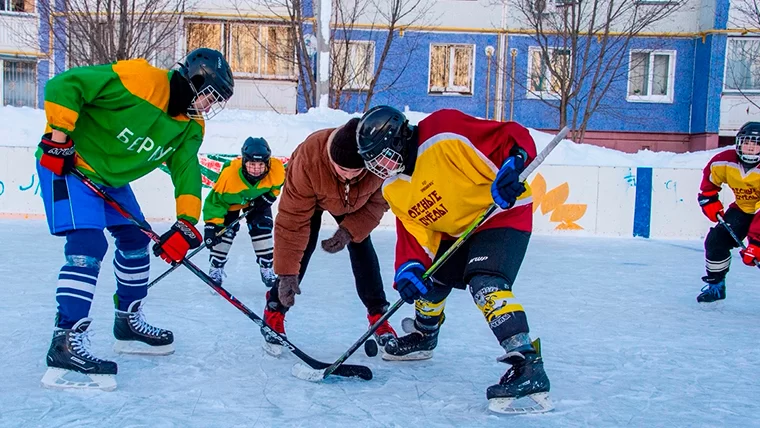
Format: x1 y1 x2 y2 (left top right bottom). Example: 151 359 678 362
530 173 587 230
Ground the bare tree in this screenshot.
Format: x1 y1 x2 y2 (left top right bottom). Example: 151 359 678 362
505 0 687 142
231 0 318 109
34 0 186 67
726 0 760 109
330 0 433 112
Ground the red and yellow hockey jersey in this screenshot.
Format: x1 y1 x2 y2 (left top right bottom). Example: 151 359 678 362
382 109 536 269
700 149 760 240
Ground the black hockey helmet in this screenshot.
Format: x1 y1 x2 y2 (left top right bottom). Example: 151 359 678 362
175 48 234 120
736 122 760 165
356 105 412 179
241 137 272 183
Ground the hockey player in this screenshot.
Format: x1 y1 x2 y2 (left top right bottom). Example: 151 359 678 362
356 106 552 413
37 48 234 390
203 137 285 288
263 117 396 355
696 121 760 303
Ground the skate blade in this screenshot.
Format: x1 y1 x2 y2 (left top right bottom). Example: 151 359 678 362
262 341 283 357
41 368 117 392
113 340 174 356
381 350 433 361
488 392 554 414
698 300 725 311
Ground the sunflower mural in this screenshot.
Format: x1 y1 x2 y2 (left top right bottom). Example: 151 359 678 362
530 173 587 230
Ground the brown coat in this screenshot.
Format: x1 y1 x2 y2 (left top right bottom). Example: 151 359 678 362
273 126 389 276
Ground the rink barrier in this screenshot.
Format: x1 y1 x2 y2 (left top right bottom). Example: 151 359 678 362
0 147 723 239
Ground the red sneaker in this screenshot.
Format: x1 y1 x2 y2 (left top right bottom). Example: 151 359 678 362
368 312 397 346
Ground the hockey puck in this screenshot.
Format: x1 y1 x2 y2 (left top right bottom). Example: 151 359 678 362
364 339 378 357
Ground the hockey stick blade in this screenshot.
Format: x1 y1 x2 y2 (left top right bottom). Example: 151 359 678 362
178 259 373 381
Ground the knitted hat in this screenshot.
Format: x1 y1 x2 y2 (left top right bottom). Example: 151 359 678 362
330 118 365 169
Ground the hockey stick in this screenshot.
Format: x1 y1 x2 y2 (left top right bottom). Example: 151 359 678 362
70 169 372 380
302 126 572 382
717 213 760 269
146 206 254 289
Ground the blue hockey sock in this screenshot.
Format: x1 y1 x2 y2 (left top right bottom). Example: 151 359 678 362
55 257 100 329
113 248 150 311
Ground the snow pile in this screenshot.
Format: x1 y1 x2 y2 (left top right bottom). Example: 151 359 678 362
1 105 723 168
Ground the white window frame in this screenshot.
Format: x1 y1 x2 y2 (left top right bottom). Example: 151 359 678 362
427 43 475 96
526 46 572 100
626 49 676 103
333 40 375 91
723 37 760 94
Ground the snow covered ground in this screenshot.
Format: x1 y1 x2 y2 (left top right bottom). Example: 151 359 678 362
2 219 759 427
1 105 724 169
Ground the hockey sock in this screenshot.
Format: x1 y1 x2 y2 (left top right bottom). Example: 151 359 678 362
56 229 108 328
210 229 235 268
469 274 531 352
414 298 446 332
113 247 150 311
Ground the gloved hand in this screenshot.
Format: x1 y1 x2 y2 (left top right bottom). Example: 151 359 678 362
698 190 724 223
39 133 76 175
394 260 431 304
204 223 224 247
152 219 202 264
277 275 301 307
321 227 352 253
491 156 527 209
248 192 276 210
740 240 760 266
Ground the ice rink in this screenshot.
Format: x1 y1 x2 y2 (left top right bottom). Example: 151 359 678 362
1 219 758 427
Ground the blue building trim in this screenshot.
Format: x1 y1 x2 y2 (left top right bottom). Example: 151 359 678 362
633 167 653 238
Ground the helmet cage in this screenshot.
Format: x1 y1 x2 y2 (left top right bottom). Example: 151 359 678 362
364 146 405 179
186 84 228 121
737 135 760 164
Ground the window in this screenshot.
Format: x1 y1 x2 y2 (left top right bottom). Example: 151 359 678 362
1 60 37 108
185 21 295 79
332 40 374 90
627 50 675 103
0 0 33 13
724 38 760 93
527 47 571 98
186 23 223 53
428 44 474 95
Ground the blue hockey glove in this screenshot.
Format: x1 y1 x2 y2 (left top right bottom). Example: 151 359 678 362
491 156 527 209
394 260 431 304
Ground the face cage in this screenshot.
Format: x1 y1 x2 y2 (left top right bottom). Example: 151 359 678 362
364 148 404 179
736 135 760 164
245 160 269 178
187 85 228 121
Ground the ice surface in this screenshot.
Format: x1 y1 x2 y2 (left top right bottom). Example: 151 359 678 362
1 220 759 427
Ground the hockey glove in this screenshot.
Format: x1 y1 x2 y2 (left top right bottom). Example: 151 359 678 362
321 227 352 254
698 190 724 223
740 240 760 266
203 223 224 247
277 275 301 307
394 260 431 304
491 155 527 210
153 219 202 264
39 133 76 176
246 193 277 213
